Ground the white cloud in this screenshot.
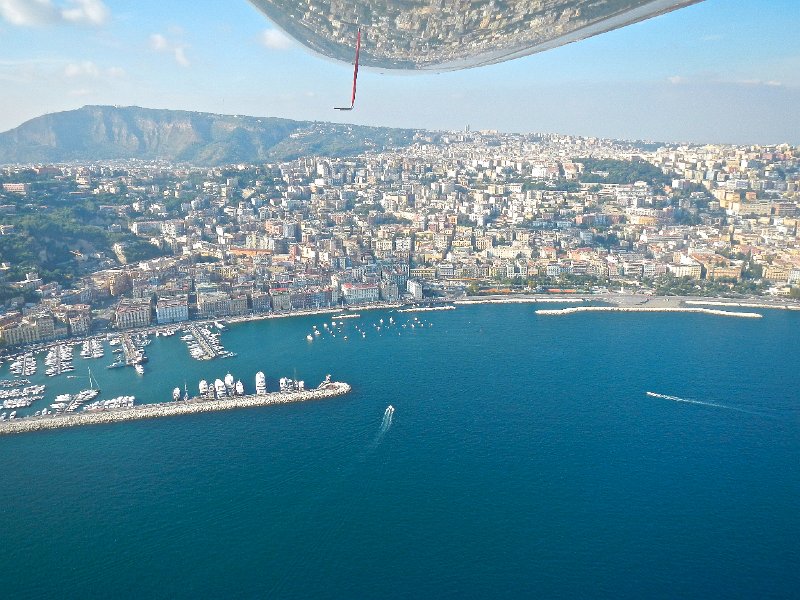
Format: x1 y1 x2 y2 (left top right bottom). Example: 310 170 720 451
150 32 190 67
737 78 783 88
64 61 124 79
64 60 99 78
61 0 108 25
0 0 59 25
0 0 109 26
667 75 687 85
260 28 292 50
173 47 190 68
149 33 169 51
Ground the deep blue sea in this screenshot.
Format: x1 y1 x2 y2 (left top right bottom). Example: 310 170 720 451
1 304 798 599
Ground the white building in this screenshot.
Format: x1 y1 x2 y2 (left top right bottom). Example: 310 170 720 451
156 295 189 324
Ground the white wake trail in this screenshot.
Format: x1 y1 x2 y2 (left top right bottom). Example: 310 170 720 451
373 405 395 445
646 392 769 417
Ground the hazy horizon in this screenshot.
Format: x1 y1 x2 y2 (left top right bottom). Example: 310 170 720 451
1 0 798 146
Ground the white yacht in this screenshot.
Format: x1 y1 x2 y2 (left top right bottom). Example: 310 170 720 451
255 372 267 395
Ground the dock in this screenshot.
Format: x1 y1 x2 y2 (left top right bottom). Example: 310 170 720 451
0 381 351 436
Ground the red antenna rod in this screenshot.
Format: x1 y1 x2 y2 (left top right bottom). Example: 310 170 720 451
335 27 361 111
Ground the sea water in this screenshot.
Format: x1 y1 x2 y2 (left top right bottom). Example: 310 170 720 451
0 304 798 598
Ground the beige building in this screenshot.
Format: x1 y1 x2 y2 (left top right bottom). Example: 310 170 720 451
115 298 152 329
0 314 60 346
669 262 702 279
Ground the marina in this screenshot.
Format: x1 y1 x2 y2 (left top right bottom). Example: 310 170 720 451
44 344 74 377
9 352 37 376
182 324 235 360
1 383 46 410
0 378 350 436
80 339 105 360
0 299 774 431
106 333 150 369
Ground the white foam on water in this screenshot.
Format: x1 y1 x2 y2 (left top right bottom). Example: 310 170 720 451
646 392 769 417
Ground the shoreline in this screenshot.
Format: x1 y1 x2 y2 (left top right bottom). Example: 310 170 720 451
0 382 351 436
4 293 799 359
535 306 763 319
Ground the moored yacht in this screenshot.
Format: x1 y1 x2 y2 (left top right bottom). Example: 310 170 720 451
255 372 267 395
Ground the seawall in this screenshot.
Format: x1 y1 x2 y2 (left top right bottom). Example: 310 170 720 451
535 306 762 318
0 382 351 436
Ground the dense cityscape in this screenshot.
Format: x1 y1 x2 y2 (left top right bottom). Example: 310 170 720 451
0 129 797 347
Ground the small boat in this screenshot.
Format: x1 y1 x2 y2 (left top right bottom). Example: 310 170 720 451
173 387 181 401
306 334 313 341
135 364 144 375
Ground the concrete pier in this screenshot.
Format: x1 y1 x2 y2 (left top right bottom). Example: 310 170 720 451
535 306 762 318
0 382 351 436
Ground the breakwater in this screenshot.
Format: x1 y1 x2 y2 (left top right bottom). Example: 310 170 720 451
0 381 351 436
397 306 455 312
684 300 800 311
455 297 584 305
535 306 763 318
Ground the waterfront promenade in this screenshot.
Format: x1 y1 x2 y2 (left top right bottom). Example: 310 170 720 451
0 381 351 436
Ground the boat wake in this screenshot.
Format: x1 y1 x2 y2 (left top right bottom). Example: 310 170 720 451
372 405 394 445
646 392 768 417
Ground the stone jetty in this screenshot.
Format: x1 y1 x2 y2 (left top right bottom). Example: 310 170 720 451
0 381 351 436
535 306 762 318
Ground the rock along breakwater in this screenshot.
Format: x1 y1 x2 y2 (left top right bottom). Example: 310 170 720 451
0 382 351 436
535 306 763 318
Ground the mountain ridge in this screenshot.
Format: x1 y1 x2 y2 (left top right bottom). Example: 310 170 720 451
0 105 420 165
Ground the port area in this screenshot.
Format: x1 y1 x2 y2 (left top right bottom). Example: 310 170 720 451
0 381 351 436
181 324 234 361
106 333 149 369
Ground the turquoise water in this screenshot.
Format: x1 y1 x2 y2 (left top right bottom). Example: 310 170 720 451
1 305 798 598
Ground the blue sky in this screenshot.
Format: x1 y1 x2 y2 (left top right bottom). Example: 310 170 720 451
0 0 798 143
